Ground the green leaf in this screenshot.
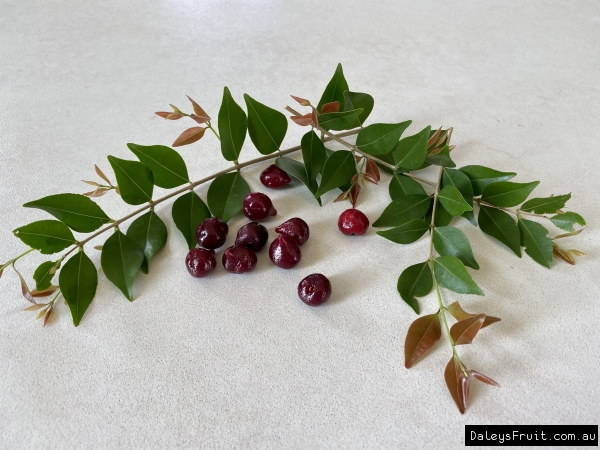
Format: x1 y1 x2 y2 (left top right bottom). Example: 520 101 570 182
397 262 433 314
127 143 189 188
218 86 247 161
13 220 76 254
356 121 411 156
429 201 454 227
314 150 356 198
33 260 60 291
107 156 154 205
101 230 145 301
377 219 430 244
438 186 473 216
126 211 168 274
549 212 586 232
207 172 251 222
23 194 111 233
433 256 484 295
518 218 553 268
389 173 427 199
478 206 521 257
343 91 374 127
172 191 211 250
442 168 476 225
244 94 288 155
318 109 363 131
433 227 479 269
521 194 571 214
459 165 516 196
392 126 430 170
301 130 327 183
481 181 540 208
425 146 455 168
275 157 321 205
373 194 432 228
59 250 97 326
317 63 349 112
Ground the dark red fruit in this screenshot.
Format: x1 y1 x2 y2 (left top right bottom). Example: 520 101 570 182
185 248 217 278
338 209 369 236
222 245 257 274
196 217 228 249
275 217 309 246
260 164 292 189
235 222 269 251
298 273 332 306
243 192 277 221
269 235 301 269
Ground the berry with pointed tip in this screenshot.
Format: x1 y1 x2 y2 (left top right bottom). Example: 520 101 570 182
269 235 301 269
338 209 369 235
235 222 269 251
222 245 257 274
243 192 277 221
196 217 228 249
275 217 310 246
185 248 217 278
260 164 292 189
298 273 332 306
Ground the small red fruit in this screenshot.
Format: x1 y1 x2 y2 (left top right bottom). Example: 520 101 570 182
338 209 369 235
275 217 309 246
222 245 258 274
243 192 277 221
185 248 217 278
260 164 292 189
196 217 228 249
235 222 269 251
269 235 301 269
298 273 332 306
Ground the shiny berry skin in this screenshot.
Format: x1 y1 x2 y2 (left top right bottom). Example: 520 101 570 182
243 192 277 221
275 217 310 246
185 248 217 278
298 273 332 306
222 245 258 274
269 235 301 269
260 164 292 189
235 222 269 251
338 209 369 236
196 217 229 249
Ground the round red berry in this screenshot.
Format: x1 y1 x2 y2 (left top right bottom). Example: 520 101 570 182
243 192 277 221
298 273 332 306
275 217 309 246
269 235 301 269
196 217 228 249
338 209 369 235
222 245 258 274
185 248 217 278
235 222 269 251
260 164 292 189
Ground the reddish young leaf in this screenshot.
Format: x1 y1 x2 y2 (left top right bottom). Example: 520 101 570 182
554 229 583 239
23 303 46 311
43 307 53 326
291 95 311 106
351 173 359 184
334 191 349 202
427 127 443 148
31 285 58 297
169 104 181 112
469 370 500 387
95 165 112 185
172 127 207 147
404 312 441 368
321 101 340 114
349 183 361 207
290 114 313 126
12 263 35 304
450 314 486 345
553 245 575 265
82 180 101 187
155 111 171 119
94 245 103 251
311 108 319 128
444 357 467 414
36 308 47 319
156 111 183 120
190 114 210 125
446 301 500 328
365 159 380 184
83 187 109 198
186 95 211 120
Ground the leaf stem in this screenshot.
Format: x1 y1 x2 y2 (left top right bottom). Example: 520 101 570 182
56 129 361 259
207 123 220 141
475 198 549 219
1 248 35 272
429 166 445 260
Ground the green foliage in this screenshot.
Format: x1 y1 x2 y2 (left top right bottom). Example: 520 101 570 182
397 262 433 314
275 157 321 205
207 172 250 222
13 220 76 254
59 250 97 326
433 256 484 295
218 87 247 161
301 130 327 184
101 230 145 301
23 194 111 233
33 260 59 291
244 94 288 155
389 173 427 199
481 181 539 208
459 165 516 196
518 218 553 267
425 146 455 168
356 121 411 156
317 63 349 112
373 194 432 228
392 126 430 170
107 156 154 205
343 91 374 127
478 205 521 256
314 150 356 198
126 211 168 274
438 186 473 217
521 194 571 214
172 192 211 250
127 143 190 188
376 219 430 244
442 168 475 225
433 227 479 270
318 109 363 131
549 212 586 232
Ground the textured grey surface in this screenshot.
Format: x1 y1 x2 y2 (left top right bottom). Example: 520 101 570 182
1 1 599 449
